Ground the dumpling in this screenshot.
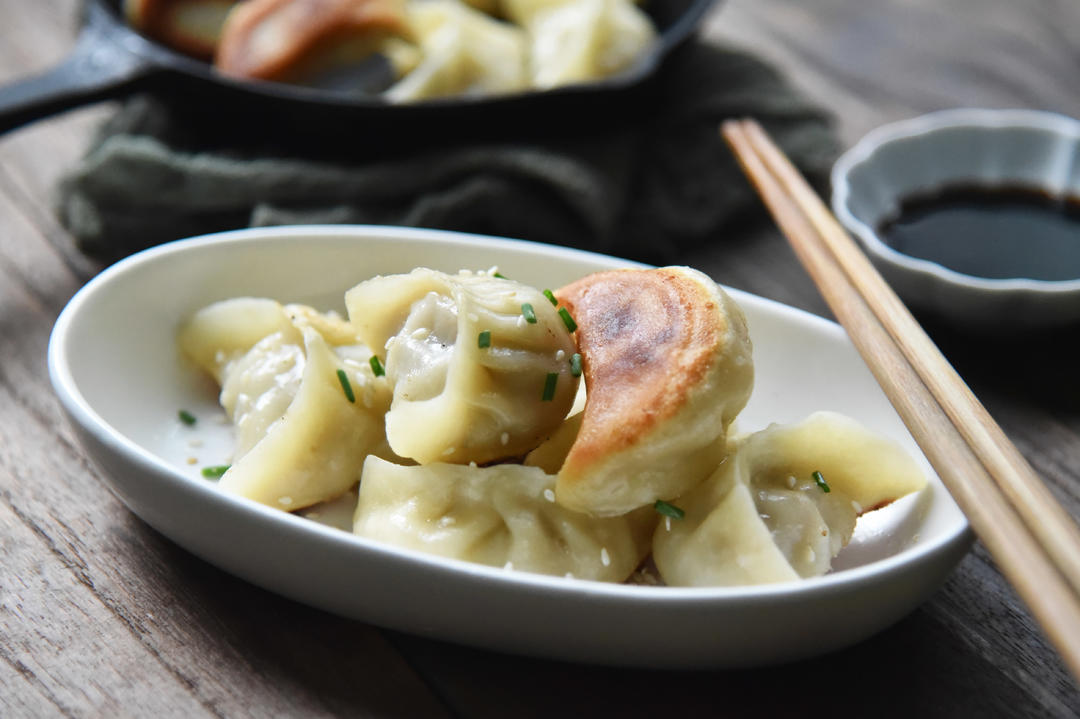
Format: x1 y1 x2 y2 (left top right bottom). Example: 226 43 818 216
178 297 300 384
178 299 394 510
354 455 656 581
344 267 579 465
552 267 754 516
502 0 656 89
214 0 418 87
217 326 393 509
652 411 928 587
383 0 527 102
125 0 240 60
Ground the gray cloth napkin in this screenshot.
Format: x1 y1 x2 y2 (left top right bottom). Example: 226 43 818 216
56 40 838 266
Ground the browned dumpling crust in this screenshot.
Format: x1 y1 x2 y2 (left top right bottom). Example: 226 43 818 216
214 0 411 82
125 0 240 60
553 266 754 516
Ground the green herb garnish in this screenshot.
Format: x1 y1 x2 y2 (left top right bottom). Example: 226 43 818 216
558 307 577 333
493 271 507 279
543 289 558 306
178 409 197 426
521 303 537 324
478 330 492 348
369 355 385 377
569 353 583 377
542 372 558 401
812 470 831 493
654 500 685 519
336 369 356 403
202 465 230 479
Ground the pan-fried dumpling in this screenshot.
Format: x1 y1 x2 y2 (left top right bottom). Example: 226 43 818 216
345 267 579 465
653 412 928 587
383 0 527 102
214 0 418 87
552 267 754 516
502 0 656 89
354 455 656 581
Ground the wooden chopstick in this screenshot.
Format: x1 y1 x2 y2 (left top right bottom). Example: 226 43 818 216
721 118 1080 680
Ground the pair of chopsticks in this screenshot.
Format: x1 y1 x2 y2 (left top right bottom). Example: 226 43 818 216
722 119 1080 680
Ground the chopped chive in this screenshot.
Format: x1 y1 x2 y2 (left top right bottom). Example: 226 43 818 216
543 289 558 306
178 409 197 426
521 303 537 324
493 271 507 279
542 372 558 401
654 500 685 519
202 465 230 479
569 352 583 377
369 355 385 377
478 330 492 348
812 470 831 493
558 307 577 333
336 369 356 403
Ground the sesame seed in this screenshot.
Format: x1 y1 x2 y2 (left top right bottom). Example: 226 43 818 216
555 349 565 361
516 315 526 328
500 432 509 446
805 546 816 563
852 500 863 514
468 312 479 323
665 516 671 531
278 496 293 506
504 561 514 570
786 474 797 488
543 488 555 502
411 327 430 339
442 446 456 456
600 548 611 566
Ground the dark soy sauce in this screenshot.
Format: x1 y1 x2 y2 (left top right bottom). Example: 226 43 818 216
877 185 1080 281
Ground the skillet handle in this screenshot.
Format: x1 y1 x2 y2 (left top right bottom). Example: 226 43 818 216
0 7 156 136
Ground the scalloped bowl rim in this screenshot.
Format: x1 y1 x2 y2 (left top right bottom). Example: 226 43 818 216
831 108 1080 295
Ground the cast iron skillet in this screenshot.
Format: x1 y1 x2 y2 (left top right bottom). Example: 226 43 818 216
0 0 719 137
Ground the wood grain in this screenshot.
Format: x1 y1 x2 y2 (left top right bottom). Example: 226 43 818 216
1 0 1078 716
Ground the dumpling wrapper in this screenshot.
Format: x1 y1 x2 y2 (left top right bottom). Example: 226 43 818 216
520 0 657 89
354 455 656 581
553 266 754 516
383 0 527 102
217 327 393 510
178 297 299 384
179 298 394 510
215 0 417 84
345 268 579 465
653 411 928 587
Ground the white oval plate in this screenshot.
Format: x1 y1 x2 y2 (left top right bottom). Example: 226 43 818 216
48 225 971 668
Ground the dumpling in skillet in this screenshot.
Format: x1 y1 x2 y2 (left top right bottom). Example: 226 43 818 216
552 267 754 516
652 411 928 587
214 0 419 88
345 267 579 465
383 0 528 102
354 455 656 581
502 0 657 89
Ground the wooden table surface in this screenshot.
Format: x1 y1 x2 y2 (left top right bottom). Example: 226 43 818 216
3 1 1079 716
